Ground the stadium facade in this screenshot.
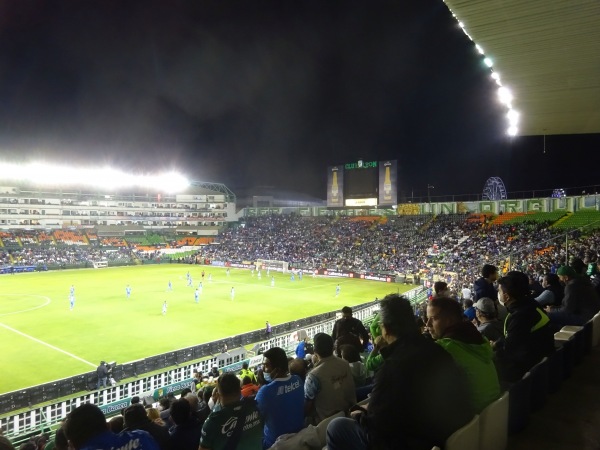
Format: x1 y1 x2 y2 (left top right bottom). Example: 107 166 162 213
0 181 237 234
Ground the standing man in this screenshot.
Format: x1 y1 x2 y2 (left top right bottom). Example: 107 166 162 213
335 284 341 297
167 280 172 291
271 276 275 288
96 361 108 389
195 288 200 304
331 306 370 350
473 264 498 301
162 301 167 316
230 287 235 301
265 321 272 338
70 293 75 311
125 285 132 299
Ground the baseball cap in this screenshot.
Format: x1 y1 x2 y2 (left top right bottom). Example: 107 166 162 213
474 298 496 314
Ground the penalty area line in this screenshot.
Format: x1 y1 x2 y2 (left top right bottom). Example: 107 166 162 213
0 322 97 368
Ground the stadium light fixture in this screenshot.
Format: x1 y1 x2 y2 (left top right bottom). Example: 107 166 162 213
441 0 520 137
0 162 190 192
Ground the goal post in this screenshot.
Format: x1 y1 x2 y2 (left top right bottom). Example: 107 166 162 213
256 259 288 273
92 260 109 269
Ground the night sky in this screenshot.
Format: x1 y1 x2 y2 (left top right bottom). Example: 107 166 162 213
0 0 597 201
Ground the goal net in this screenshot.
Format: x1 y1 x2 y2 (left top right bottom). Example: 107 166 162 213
256 259 288 273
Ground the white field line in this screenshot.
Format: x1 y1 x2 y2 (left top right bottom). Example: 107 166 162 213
0 294 52 317
209 279 352 291
0 294 96 367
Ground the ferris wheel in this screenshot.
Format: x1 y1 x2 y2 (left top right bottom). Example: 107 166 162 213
482 177 507 200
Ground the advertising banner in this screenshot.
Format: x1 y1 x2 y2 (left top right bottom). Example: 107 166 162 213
327 166 344 207
378 160 397 206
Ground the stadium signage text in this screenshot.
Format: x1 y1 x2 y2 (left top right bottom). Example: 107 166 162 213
99 398 132 415
345 161 377 170
320 269 395 283
154 379 195 400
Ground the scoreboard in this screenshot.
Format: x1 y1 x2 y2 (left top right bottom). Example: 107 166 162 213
326 159 397 207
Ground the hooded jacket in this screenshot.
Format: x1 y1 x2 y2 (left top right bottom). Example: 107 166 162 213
436 321 501 413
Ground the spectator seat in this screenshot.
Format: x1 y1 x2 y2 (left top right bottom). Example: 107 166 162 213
479 390 509 450
508 371 531 434
529 357 549 411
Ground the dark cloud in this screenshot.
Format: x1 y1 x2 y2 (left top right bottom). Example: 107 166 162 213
0 0 595 199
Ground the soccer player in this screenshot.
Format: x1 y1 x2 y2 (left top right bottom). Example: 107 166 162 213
125 285 131 299
230 287 235 301
208 273 212 282
198 281 203 295
195 288 200 304
271 276 275 288
251 268 255 277
336 284 341 297
202 270 205 280
162 301 167 315
70 285 75 297
167 280 173 291
69 294 75 310
290 272 295 282
258 270 262 279
299 270 303 281
226 268 230 277
187 276 193 287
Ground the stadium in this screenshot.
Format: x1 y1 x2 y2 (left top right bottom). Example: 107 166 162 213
1 1 600 450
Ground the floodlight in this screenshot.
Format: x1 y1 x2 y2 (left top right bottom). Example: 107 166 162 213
475 44 485 55
483 58 493 68
507 109 520 126
458 21 465 28
507 126 518 136
491 72 499 80
498 87 513 105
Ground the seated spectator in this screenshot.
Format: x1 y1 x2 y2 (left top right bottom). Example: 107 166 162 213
295 337 309 359
200 373 263 450
158 397 173 429
365 335 387 373
241 376 260 398
108 415 124 434
168 398 202 450
427 297 500 412
255 347 304 449
0 435 15 450
474 298 504 342
64 403 159 450
123 403 171 450
433 281 451 297
327 294 472 450
535 273 564 307
493 271 555 383
546 266 600 329
305 333 356 424
334 330 363 356
339 344 367 388
463 299 476 321
288 358 309 381
147 407 166 426
239 362 257 384
529 274 544 297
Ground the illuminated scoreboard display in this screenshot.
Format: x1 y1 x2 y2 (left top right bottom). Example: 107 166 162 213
326 159 397 207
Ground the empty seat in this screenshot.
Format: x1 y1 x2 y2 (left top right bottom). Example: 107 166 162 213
529 357 549 411
548 345 564 393
593 313 600 347
508 371 531 434
444 414 480 450
479 390 509 450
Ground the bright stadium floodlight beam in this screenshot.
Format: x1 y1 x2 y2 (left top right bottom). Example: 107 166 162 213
498 87 513 105
475 44 485 55
507 126 518 136
484 57 493 68
507 109 520 126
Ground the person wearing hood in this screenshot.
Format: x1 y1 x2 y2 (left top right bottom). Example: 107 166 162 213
427 296 500 413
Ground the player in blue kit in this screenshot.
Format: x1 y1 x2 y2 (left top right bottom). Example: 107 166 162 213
336 284 341 296
125 285 131 299
194 288 200 303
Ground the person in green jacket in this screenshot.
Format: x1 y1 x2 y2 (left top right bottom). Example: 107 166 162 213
426 296 501 413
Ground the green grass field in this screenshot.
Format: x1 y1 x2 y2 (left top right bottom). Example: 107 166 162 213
0 264 411 394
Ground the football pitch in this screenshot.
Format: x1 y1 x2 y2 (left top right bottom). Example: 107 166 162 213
0 264 411 394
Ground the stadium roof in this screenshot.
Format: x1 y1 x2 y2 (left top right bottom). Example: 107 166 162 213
443 0 600 136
